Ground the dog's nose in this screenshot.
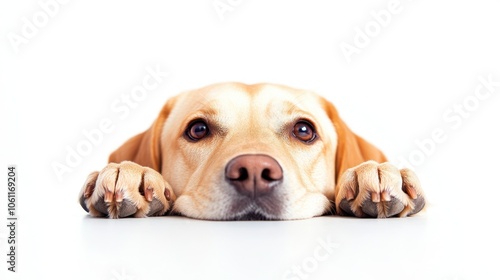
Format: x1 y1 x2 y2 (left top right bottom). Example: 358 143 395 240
225 154 283 198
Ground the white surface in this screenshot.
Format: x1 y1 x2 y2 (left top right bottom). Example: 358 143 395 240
1 1 500 279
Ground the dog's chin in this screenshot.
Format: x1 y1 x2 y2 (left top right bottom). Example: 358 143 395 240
234 212 271 221
227 196 283 221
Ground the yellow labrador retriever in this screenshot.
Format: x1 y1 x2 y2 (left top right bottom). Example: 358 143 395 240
79 82 425 220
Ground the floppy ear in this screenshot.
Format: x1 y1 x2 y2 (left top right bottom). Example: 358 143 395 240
321 98 387 184
108 97 177 171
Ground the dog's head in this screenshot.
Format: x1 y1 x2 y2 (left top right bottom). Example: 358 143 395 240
109 82 386 220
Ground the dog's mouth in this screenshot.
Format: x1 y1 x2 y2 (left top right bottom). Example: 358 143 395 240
234 212 270 221
228 197 282 221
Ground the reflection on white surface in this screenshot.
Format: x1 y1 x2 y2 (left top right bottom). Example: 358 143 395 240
6 202 498 280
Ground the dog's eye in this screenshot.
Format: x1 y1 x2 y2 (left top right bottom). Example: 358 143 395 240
293 121 316 143
187 121 209 141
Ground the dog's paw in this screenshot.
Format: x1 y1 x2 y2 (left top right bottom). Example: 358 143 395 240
78 161 175 218
335 161 425 218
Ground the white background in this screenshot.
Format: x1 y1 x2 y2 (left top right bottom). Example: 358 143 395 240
1 1 500 279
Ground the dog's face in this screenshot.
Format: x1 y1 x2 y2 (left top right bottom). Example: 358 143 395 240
159 83 338 220
83 83 420 220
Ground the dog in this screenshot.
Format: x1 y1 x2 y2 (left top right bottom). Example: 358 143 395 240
78 82 425 220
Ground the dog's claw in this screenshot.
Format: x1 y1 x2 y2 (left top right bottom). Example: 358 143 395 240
104 190 114 203
145 187 154 202
403 185 418 199
114 190 124 203
381 191 391 202
346 188 355 200
164 188 171 201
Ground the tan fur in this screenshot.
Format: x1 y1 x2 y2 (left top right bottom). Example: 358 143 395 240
79 82 425 220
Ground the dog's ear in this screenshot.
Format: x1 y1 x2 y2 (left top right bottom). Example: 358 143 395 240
108 97 177 171
321 98 387 184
